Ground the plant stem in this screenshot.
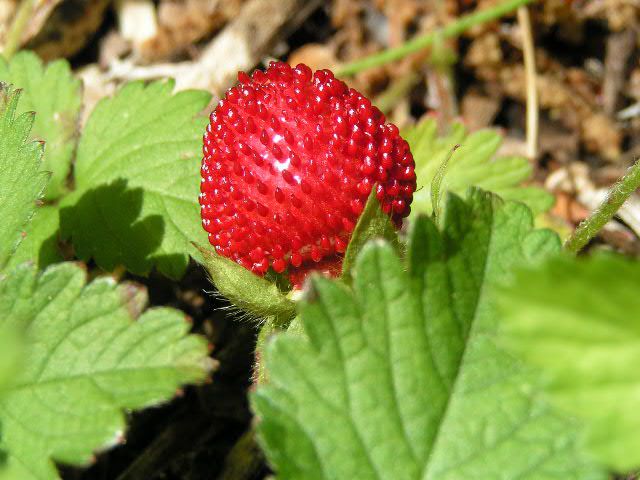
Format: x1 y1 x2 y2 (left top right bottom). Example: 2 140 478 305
253 311 295 384
374 71 421 114
2 0 35 59
564 158 640 254
517 5 539 159
336 0 535 77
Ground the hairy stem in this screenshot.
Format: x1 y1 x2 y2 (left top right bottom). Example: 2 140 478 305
2 0 35 59
564 158 640 254
253 311 296 384
336 0 535 77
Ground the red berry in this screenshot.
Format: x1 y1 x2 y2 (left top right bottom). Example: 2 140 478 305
200 61 415 286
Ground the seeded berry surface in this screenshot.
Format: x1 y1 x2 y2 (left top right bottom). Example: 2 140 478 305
200 61 415 283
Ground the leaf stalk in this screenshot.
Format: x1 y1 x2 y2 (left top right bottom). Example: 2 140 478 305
564 158 640 254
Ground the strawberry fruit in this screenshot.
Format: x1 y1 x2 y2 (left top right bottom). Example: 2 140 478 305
200 61 415 284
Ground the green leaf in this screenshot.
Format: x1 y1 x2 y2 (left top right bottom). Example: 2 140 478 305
253 190 603 480
0 52 82 200
0 326 20 477
0 328 21 395
0 84 48 272
196 243 295 319
0 262 211 480
6 205 61 270
404 118 553 217
60 80 212 278
341 188 399 284
498 253 640 473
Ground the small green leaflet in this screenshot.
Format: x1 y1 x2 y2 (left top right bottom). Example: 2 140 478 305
0 262 212 480
60 80 211 278
341 187 399 284
403 118 553 217
0 51 82 200
430 144 458 223
498 254 640 473
0 84 49 272
253 190 602 480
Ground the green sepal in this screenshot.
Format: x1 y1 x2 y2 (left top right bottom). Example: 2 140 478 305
341 187 400 284
195 243 296 319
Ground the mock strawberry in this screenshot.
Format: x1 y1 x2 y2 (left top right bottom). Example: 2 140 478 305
200 61 415 284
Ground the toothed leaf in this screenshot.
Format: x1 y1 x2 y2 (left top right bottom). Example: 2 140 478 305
60 81 211 278
0 52 81 200
253 191 602 480
0 262 211 480
0 84 48 272
404 119 553 217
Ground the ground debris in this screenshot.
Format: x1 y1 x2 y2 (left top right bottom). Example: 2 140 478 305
138 0 245 62
25 0 111 61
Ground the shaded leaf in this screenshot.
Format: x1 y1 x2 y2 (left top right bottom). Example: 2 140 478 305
60 180 164 276
61 80 211 278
